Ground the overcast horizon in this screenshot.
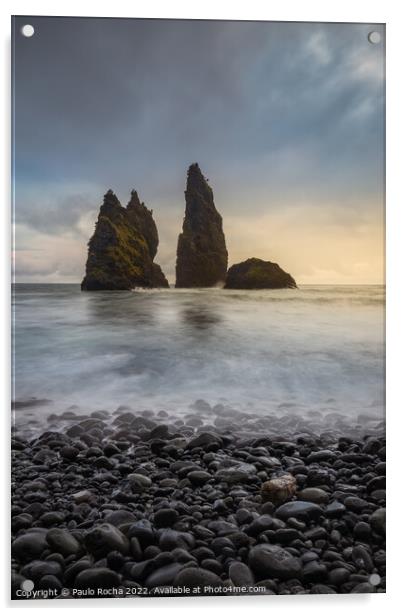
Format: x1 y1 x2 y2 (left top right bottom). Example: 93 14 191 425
12 17 385 285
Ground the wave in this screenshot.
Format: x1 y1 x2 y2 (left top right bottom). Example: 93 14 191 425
12 284 385 426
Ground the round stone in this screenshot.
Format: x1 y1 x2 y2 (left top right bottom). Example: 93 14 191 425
21 560 63 583
275 501 322 521
127 473 152 489
12 531 48 561
75 567 120 589
261 474 296 505
60 445 79 460
229 561 254 586
328 568 350 586
187 470 212 486
104 510 137 527
159 529 195 551
297 488 329 504
187 433 222 450
145 563 185 588
344 496 368 512
84 523 129 557
302 560 327 583
248 544 302 581
37 575 63 591
46 528 81 555
246 514 274 536
154 508 179 528
127 519 155 548
370 508 385 535
306 450 336 463
353 521 371 540
215 463 256 484
173 567 222 590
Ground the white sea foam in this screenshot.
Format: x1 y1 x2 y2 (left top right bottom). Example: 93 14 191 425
12 284 385 424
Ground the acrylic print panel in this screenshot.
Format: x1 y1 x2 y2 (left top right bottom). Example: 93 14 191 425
11 16 385 600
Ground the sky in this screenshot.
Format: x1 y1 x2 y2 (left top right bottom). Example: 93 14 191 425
12 17 385 284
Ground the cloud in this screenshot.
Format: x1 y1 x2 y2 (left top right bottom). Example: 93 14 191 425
13 224 87 282
14 180 102 235
224 201 384 284
12 18 385 283
305 31 332 66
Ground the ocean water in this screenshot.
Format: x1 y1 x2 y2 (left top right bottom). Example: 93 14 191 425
12 284 385 426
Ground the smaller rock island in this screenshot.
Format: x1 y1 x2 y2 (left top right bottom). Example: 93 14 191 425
225 258 297 289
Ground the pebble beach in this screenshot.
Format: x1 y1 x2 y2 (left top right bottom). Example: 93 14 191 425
11 402 386 599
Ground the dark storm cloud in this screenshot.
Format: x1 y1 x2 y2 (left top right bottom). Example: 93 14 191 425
12 17 385 282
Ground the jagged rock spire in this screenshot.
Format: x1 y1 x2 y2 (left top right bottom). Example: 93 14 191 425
175 164 228 287
81 189 168 290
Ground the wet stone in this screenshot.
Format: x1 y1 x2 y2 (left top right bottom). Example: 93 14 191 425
229 561 254 586
47 528 78 551
104 510 137 527
21 559 63 583
173 567 222 590
127 473 152 489
353 521 371 540
75 567 120 590
306 450 336 463
261 474 297 505
187 471 212 486
297 488 329 504
37 574 63 591
84 523 129 557
370 508 386 535
12 531 48 562
154 508 179 528
344 496 368 512
246 515 274 536
145 562 185 588
275 501 323 521
11 408 386 597
325 500 346 517
60 446 79 461
302 561 327 583
72 490 94 504
249 544 302 581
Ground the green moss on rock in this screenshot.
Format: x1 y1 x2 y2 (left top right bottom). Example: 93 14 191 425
81 189 169 291
225 258 297 290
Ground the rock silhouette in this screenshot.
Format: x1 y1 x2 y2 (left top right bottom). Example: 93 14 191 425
81 189 168 290
225 258 297 289
176 164 228 287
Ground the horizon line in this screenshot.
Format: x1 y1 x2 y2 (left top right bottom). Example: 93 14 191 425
11 282 385 287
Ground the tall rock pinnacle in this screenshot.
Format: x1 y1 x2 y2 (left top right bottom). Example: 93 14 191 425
175 163 228 287
81 189 169 290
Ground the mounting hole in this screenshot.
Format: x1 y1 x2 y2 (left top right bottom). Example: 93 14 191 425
369 573 381 586
21 579 34 591
368 31 381 44
21 24 35 38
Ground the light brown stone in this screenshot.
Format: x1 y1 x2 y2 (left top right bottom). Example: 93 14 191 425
261 474 297 505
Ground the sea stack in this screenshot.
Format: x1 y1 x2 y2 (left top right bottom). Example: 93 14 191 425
81 189 169 290
225 258 297 289
176 164 228 287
